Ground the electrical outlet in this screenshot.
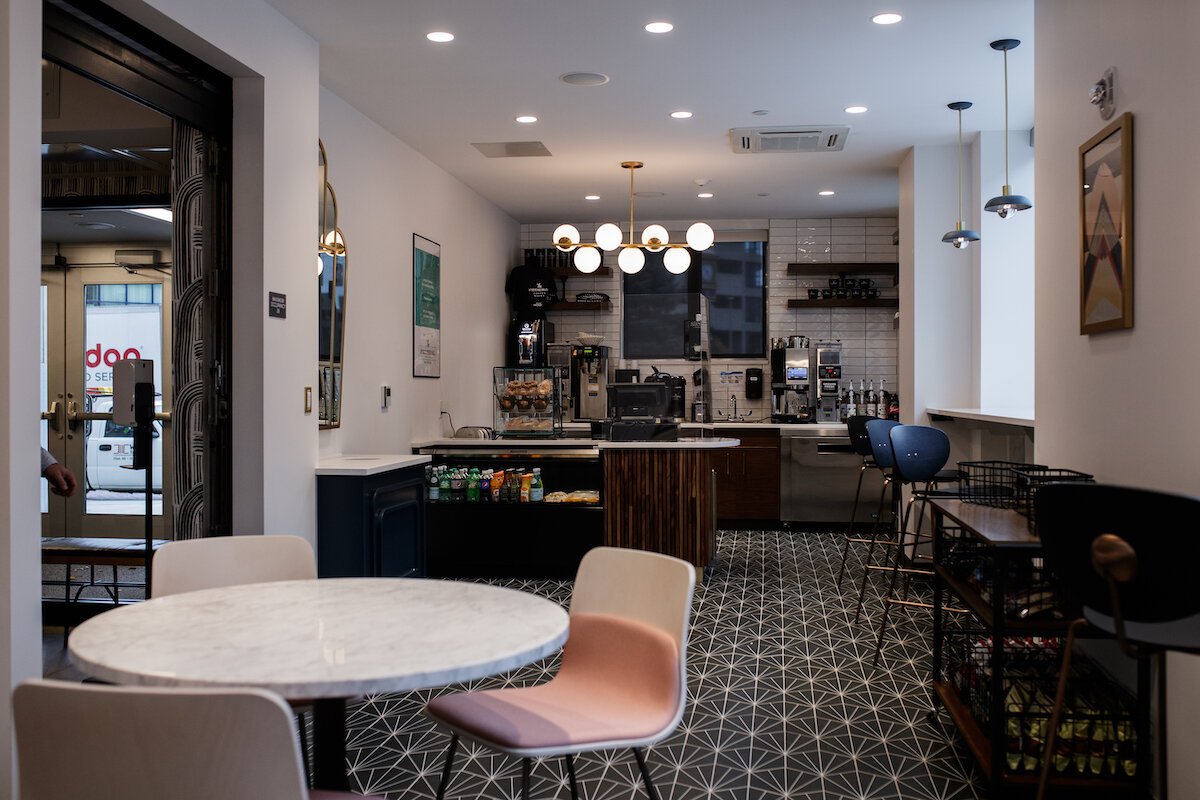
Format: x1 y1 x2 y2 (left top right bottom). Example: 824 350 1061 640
440 400 449 414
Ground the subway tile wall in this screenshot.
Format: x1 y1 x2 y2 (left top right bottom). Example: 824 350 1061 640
519 218 898 421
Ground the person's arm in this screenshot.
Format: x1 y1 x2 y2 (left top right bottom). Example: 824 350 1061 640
41 448 77 498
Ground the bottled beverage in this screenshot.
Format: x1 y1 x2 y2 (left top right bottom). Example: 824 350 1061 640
506 469 520 503
425 466 438 502
479 470 491 502
519 472 533 502
530 468 544 502
438 467 451 501
491 470 503 502
451 468 466 502
845 382 857 418
466 467 480 502
865 379 876 417
877 379 889 419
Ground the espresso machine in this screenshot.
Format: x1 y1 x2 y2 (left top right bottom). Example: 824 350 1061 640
506 318 554 368
770 336 812 422
570 345 610 420
813 339 843 423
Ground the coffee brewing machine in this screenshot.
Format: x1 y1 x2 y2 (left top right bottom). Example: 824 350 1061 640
570 345 611 421
769 336 812 423
814 339 843 423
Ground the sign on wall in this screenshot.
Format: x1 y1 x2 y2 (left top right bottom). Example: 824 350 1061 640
413 234 441 378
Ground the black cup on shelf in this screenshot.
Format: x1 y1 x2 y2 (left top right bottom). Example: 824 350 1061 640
859 277 875 288
852 288 865 299
866 288 880 299
828 277 841 289
821 289 833 299
835 289 848 300
842 277 858 289
808 289 820 300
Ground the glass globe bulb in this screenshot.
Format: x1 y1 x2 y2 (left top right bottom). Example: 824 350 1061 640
317 254 325 275
552 223 580 252
663 247 691 274
641 224 669 252
618 247 646 274
997 206 1013 219
953 239 969 250
574 246 601 273
322 229 343 249
595 222 623 251
686 222 715 250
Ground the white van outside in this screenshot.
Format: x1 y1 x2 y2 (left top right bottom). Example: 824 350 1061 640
84 395 163 492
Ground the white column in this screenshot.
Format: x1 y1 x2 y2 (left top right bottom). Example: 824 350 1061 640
0 0 47 792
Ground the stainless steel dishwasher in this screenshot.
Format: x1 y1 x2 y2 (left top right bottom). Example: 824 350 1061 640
780 426 885 523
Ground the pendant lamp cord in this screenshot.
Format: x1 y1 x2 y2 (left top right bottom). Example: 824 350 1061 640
1003 48 1010 187
628 166 636 247
957 109 964 222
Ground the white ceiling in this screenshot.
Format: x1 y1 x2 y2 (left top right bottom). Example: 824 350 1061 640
265 0 1034 223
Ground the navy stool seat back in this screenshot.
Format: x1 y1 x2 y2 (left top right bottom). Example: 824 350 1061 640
865 419 900 470
846 416 876 458
888 425 951 485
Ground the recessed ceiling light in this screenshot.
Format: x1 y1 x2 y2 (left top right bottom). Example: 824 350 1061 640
560 72 610 87
514 115 538 124
426 31 454 43
644 21 673 33
845 105 868 114
872 12 902 25
697 192 714 199
77 222 116 230
757 193 770 197
585 195 600 201
634 191 665 198
670 110 693 119
752 109 769 116
818 190 836 196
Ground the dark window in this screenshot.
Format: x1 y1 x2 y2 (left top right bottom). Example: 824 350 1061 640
621 250 700 360
702 242 766 358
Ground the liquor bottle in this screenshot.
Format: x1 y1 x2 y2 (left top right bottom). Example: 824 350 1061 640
865 379 877 417
845 381 857 418
426 466 440 502
877 379 889 418
530 468 544 502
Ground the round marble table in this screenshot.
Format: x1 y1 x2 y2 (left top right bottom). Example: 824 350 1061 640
68 578 569 789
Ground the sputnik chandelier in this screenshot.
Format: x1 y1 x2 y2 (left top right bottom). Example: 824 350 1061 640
552 161 715 275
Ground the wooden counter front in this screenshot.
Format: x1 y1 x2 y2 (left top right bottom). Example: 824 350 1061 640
603 448 715 571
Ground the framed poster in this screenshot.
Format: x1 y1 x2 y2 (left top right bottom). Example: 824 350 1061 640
413 234 441 377
1079 112 1133 334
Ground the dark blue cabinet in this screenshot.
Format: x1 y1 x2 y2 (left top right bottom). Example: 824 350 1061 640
316 465 426 578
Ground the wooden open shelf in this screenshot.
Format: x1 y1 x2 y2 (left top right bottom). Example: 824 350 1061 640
787 262 899 286
548 301 612 312
786 298 898 310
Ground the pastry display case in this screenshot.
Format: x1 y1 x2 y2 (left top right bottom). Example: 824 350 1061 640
493 367 562 438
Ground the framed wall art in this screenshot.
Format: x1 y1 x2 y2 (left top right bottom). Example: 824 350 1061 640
413 234 441 377
1079 112 1133 334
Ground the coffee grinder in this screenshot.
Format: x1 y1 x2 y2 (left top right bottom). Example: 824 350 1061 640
570 345 610 420
770 337 812 422
813 339 843 423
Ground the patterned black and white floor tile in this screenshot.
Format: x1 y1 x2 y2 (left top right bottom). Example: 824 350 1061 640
345 530 985 800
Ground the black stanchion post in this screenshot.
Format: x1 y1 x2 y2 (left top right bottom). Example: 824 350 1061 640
133 381 155 597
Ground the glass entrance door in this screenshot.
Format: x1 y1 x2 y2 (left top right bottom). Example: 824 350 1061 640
41 266 173 538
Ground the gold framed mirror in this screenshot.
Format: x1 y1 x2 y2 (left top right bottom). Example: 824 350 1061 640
318 140 347 429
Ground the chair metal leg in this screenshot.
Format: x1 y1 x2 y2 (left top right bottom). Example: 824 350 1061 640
296 711 311 787
435 734 459 800
1038 619 1087 800
521 758 532 800
871 495 915 666
854 476 893 623
564 753 580 800
836 463 869 588
632 747 659 800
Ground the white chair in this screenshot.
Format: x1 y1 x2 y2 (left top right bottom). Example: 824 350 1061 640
151 534 317 597
425 546 696 800
13 679 381 800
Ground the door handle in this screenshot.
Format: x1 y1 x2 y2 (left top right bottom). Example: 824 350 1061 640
40 400 63 436
98 444 112 451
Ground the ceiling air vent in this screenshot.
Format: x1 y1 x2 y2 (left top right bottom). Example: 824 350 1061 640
729 126 850 154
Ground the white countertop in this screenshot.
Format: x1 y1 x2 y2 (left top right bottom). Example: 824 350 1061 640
926 407 1035 428
412 436 740 450
68 578 568 699
315 454 432 476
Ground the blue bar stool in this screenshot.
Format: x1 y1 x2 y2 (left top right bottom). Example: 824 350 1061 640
851 419 902 623
836 415 883 589
871 424 962 665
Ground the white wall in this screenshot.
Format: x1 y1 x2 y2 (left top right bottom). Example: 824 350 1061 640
318 88 517 451
899 144 976 425
977 130 1035 410
1034 1 1200 792
0 0 47 791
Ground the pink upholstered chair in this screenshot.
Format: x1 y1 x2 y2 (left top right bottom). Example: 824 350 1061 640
13 679 383 800
425 546 696 800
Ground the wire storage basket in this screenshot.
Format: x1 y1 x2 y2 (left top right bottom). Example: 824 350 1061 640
1011 466 1096 532
958 460 1044 508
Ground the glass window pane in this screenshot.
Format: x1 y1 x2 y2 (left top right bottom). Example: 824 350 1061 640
702 242 766 358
